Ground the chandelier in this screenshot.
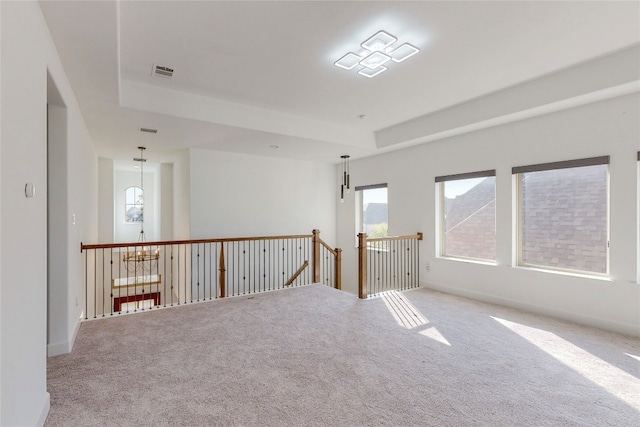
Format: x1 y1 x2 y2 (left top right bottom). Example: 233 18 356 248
123 146 159 275
340 154 350 203
334 30 419 78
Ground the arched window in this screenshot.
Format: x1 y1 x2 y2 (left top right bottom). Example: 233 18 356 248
125 186 143 223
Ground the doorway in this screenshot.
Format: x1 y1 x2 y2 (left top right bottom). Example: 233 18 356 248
47 71 69 356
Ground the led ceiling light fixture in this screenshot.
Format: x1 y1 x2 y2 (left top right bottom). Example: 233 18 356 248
358 66 387 78
361 31 397 52
335 52 362 70
389 43 420 62
334 30 419 78
360 51 391 69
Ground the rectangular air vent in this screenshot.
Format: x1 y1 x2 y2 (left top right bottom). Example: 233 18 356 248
152 64 174 78
139 127 158 134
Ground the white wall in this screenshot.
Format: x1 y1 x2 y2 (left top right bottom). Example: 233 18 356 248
47 103 68 357
190 149 336 243
160 163 174 240
98 158 114 242
153 165 161 240
337 92 639 336
173 149 191 240
66 105 97 350
114 170 156 242
0 2 4 421
1 2 97 424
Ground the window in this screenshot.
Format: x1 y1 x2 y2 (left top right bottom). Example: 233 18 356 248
514 156 609 275
125 186 144 223
356 184 388 238
436 170 496 262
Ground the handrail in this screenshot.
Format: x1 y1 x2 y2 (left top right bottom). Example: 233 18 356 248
366 233 423 243
81 233 313 252
284 260 310 287
311 230 341 289
319 239 337 256
80 229 342 319
358 232 422 298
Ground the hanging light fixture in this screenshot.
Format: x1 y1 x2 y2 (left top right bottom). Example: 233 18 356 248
133 146 147 242
124 146 159 273
334 30 420 78
340 155 350 203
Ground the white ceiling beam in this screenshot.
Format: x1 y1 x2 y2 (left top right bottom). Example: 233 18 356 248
119 79 376 149
376 45 640 149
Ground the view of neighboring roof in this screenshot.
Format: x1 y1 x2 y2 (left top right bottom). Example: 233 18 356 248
521 165 607 273
443 166 607 273
444 178 496 260
445 178 496 231
363 203 388 226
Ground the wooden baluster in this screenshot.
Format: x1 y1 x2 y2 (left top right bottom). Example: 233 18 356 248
312 229 320 284
284 260 309 287
80 230 349 307
334 248 342 290
218 243 226 298
358 233 367 299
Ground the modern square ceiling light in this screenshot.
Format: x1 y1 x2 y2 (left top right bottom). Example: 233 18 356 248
389 43 420 62
360 51 391 69
334 30 419 78
335 52 362 70
361 31 397 52
358 66 387 78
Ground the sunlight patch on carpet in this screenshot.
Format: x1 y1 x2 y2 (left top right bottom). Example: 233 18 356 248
625 353 640 362
381 291 451 346
418 326 451 346
492 316 640 411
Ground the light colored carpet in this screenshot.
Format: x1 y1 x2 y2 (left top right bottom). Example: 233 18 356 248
46 285 640 426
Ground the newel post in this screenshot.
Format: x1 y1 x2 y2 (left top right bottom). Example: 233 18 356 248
218 243 226 298
312 229 320 284
334 248 342 290
357 233 367 299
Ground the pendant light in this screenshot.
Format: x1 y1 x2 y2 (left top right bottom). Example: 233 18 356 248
340 155 350 203
133 146 147 242
124 146 159 273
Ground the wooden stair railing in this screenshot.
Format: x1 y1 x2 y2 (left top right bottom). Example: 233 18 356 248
285 260 309 287
358 232 423 299
313 229 342 290
81 230 341 319
219 243 226 298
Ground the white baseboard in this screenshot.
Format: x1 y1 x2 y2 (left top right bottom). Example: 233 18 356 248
70 316 81 351
47 318 82 356
47 340 69 357
421 280 640 337
34 392 51 426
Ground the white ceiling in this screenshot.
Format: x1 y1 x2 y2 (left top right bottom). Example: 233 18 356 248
39 1 640 166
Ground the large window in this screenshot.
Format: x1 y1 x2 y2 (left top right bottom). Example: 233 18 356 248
514 156 609 275
125 186 144 223
356 184 388 238
436 170 496 262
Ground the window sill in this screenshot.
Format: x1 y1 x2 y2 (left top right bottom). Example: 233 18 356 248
515 265 612 282
437 256 497 267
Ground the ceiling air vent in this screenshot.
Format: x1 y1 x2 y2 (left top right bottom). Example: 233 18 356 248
139 127 158 134
152 64 174 78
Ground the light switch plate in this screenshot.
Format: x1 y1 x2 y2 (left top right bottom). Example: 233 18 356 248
25 183 36 198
